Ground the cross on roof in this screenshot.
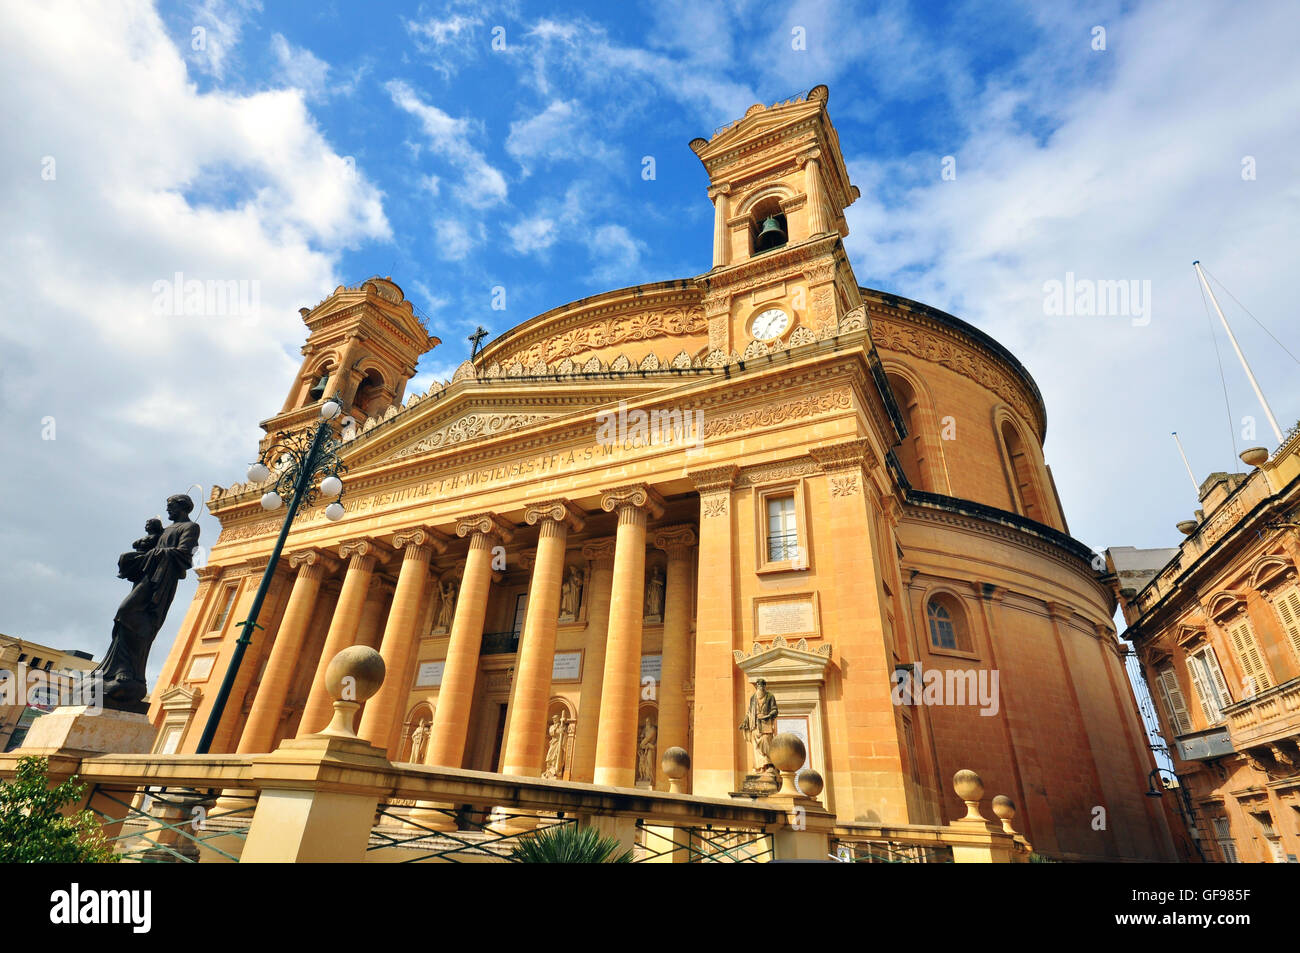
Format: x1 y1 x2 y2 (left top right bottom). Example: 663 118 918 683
468 325 489 362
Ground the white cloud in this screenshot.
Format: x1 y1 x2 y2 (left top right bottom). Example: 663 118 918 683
434 217 485 260
506 217 557 254
270 33 331 100
386 79 508 208
840 0 1300 553
0 0 389 668
585 223 646 284
189 0 262 80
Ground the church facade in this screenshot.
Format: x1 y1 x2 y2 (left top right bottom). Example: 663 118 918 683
150 86 1175 861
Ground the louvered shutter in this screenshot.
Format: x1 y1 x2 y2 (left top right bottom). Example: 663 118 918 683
1275 587 1300 665
1157 665 1192 734
1228 620 1272 694
1203 647 1233 710
1186 655 1217 726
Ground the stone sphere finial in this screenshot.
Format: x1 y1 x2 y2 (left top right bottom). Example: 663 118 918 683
796 768 824 799
953 769 986 822
992 794 1018 834
320 646 385 737
661 747 690 793
769 733 806 796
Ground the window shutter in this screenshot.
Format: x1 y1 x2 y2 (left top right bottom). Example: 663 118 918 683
1202 647 1233 710
1157 666 1192 735
1275 587 1300 664
1228 620 1272 693
1186 655 1217 726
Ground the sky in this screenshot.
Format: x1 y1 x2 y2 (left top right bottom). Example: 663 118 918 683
2 0 1299 687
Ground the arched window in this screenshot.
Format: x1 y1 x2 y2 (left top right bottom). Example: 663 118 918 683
750 196 788 254
354 369 387 417
1000 418 1045 522
926 594 972 653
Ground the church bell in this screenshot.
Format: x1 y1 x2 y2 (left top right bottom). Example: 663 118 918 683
308 373 329 400
755 215 787 251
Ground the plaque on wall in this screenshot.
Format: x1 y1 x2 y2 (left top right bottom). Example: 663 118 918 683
755 596 818 638
415 660 445 688
552 651 583 682
640 654 662 683
186 654 216 683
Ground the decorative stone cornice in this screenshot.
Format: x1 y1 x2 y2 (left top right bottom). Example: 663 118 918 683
808 437 879 474
194 565 224 583
600 484 666 519
689 465 739 494
455 512 515 544
653 525 698 557
524 499 586 533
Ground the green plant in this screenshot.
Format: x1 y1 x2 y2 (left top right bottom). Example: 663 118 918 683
0 756 118 863
509 823 634 863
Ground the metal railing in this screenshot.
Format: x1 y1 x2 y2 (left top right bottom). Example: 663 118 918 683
767 532 801 562
87 785 255 863
830 837 953 863
481 631 520 655
635 821 773 863
368 803 575 863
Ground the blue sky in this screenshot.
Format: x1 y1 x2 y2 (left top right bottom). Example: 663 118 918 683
2 0 1299 681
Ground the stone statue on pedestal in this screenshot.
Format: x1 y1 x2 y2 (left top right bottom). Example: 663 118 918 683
99 494 200 711
435 579 457 631
636 717 658 784
559 565 584 622
408 719 430 763
739 678 779 774
644 566 665 621
542 712 570 778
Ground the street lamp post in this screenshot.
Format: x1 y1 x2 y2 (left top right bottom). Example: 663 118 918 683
194 398 351 754
1146 766 1207 863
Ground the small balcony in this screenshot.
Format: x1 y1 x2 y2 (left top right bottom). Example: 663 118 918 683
1173 726 1235 762
481 631 520 655
1224 676 1300 750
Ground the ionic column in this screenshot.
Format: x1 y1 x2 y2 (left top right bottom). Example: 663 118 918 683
502 501 585 777
426 513 514 768
593 485 665 787
653 525 697 791
358 526 449 749
298 539 377 736
709 184 731 269
237 548 337 754
571 539 616 781
689 465 739 796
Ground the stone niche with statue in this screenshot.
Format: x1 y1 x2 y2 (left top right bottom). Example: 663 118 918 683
733 636 833 806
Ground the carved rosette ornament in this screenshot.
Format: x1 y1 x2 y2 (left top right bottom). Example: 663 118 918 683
809 438 880 497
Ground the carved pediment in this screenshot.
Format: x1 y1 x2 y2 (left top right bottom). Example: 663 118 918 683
734 636 833 683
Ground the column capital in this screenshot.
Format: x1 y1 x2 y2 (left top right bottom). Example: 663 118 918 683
653 525 698 558
599 483 665 519
796 148 823 169
288 547 340 576
518 548 537 572
338 538 377 560
688 465 739 493
455 512 515 544
581 537 618 569
808 438 879 474
194 564 224 583
393 525 452 556
524 499 586 533
707 182 732 200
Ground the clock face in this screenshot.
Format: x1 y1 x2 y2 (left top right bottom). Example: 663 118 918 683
751 308 791 341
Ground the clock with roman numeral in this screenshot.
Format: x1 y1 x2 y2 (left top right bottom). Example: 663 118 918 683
751 307 791 342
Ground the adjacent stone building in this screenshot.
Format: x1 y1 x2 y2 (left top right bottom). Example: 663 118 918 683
1109 438 1300 863
149 86 1176 861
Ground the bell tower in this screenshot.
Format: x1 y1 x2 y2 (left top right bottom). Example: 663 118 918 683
689 86 865 358
690 84 860 270
266 276 439 438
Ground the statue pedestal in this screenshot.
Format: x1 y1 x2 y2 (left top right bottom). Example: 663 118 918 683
15 704 155 756
737 770 780 796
